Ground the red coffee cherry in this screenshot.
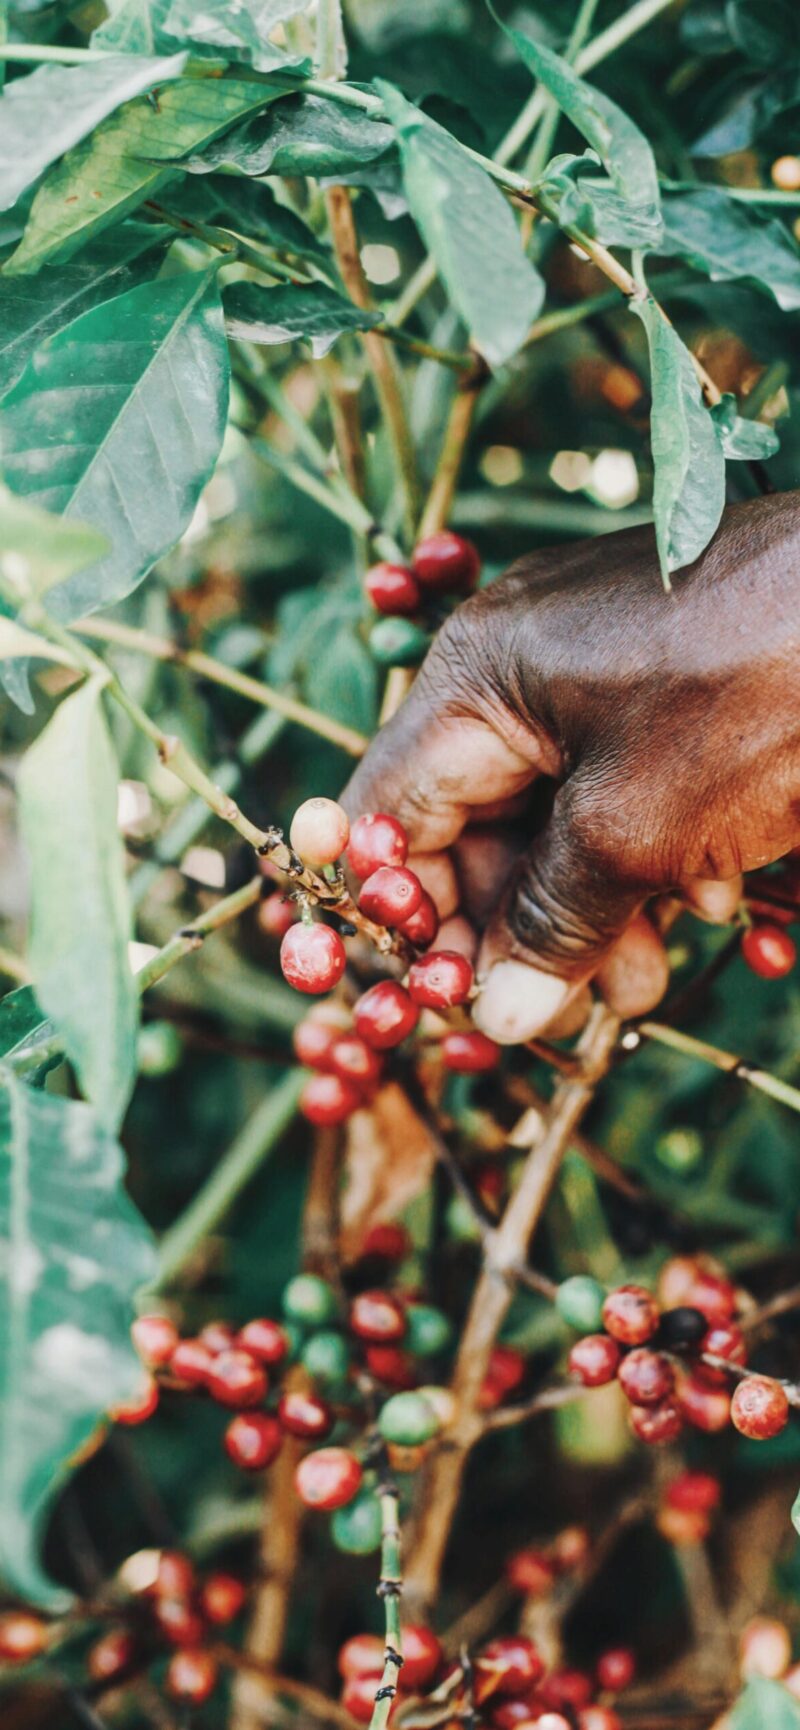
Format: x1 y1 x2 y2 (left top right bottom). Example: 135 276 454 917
486 1345 526 1392
155 1597 205 1648
295 1446 363 1510
629 1398 684 1445
0 1611 48 1662
441 1030 501 1072
293 1011 344 1070
199 1320 236 1355
341 1672 386 1723
413 530 481 592
398 890 440 949
169 1338 215 1387
361 1222 411 1262
207 1349 268 1408
347 814 409 880
567 1334 621 1387
742 923 797 979
200 1573 247 1626
87 1628 136 1682
355 982 420 1050
402 1625 443 1688
730 1374 790 1440
350 1289 407 1343
579 1711 623 1730
155 1550 195 1600
329 1034 383 1091
338 1633 385 1678
110 1375 159 1426
290 798 350 866
278 1389 334 1440
408 951 474 1008
166 1649 219 1705
677 1370 732 1433
657 1505 711 1546
224 1412 283 1470
359 865 423 925
665 1470 721 1514
365 562 422 617
475 1635 544 1698
506 1548 556 1596
300 1072 362 1126
237 1318 289 1366
617 1349 673 1406
684 1271 736 1328
539 1670 593 1711
698 1322 747 1384
280 923 347 995
132 1313 179 1367
258 893 298 940
364 1344 416 1388
596 1648 636 1692
601 1285 660 1346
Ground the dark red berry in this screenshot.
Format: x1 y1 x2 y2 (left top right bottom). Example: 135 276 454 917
341 1672 386 1723
300 1072 362 1125
698 1322 747 1384
166 1649 219 1705
237 1318 289 1366
169 1338 215 1387
601 1285 660 1346
132 1313 179 1367
413 530 481 592
224 1412 283 1469
278 1389 334 1440
730 1374 789 1439
506 1548 556 1596
596 1648 636 1692
354 982 419 1050
87 1629 136 1682
364 562 422 616
258 893 298 939
200 1573 247 1625
664 1470 721 1514
441 1030 500 1072
567 1334 621 1387
350 1289 406 1343
539 1670 594 1711
295 1446 362 1510
742 923 797 979
0 1612 48 1662
677 1370 731 1432
155 1551 195 1600
684 1272 736 1329
280 923 346 995
360 1222 410 1262
630 1398 684 1445
199 1320 237 1355
364 1344 416 1388
617 1349 673 1406
110 1375 158 1426
329 1033 383 1091
402 1625 443 1688
408 951 474 1008
347 814 409 881
398 890 440 948
207 1349 268 1408
338 1633 385 1678
359 865 422 925
656 1306 708 1350
486 1345 526 1392
475 1635 544 1699
155 1597 205 1648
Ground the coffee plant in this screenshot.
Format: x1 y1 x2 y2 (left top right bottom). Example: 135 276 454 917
1 0 800 1727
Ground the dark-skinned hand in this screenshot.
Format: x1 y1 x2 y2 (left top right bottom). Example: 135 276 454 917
341 490 800 1043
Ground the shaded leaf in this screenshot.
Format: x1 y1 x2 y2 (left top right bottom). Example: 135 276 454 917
0 988 58 1088
730 1679 800 1730
0 1066 156 1608
659 187 800 311
378 82 544 367
18 678 139 1132
0 485 109 601
1 270 230 621
540 153 663 248
630 294 725 585
184 90 395 177
224 279 381 358
0 51 186 213
182 175 330 262
162 0 311 72
711 393 780 459
727 0 800 68
692 69 800 156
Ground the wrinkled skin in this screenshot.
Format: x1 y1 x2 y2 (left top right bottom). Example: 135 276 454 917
342 491 800 1043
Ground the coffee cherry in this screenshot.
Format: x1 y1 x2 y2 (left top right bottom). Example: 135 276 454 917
491 1700 541 1730
441 1030 501 1072
551 1524 591 1572
278 1389 334 1440
166 1649 219 1705
407 950 474 1008
110 1375 159 1426
656 1505 711 1546
200 1573 247 1625
539 1670 594 1711
347 814 409 880
300 1329 350 1386
656 1306 708 1350
772 155 800 191
169 1338 215 1387
293 1009 347 1070
225 1412 283 1469
684 1271 736 1327
739 1615 792 1679
506 1548 556 1597
567 1334 621 1387
677 1370 732 1433
295 1446 363 1510
617 1349 673 1406
87 1628 136 1682
155 1550 195 1600
237 1318 289 1367
200 1320 237 1355
207 1349 267 1408
132 1313 179 1368
339 1634 385 1678
402 1626 444 1688
579 1711 622 1730
413 531 481 592
555 1276 606 1334
155 1596 205 1648
283 1273 339 1327
398 890 440 948
698 1322 747 1384
351 1289 406 1342
730 1374 789 1440
475 1635 544 1698
341 1671 386 1723
369 617 430 667
596 1648 636 1692
743 923 797 979
290 798 350 866
280 923 346 995
258 893 298 939
332 1489 384 1555
378 1389 439 1445
365 1344 416 1388
329 1034 383 1091
355 982 419 1050
365 562 422 616
629 1398 684 1444
657 1254 705 1310
301 1072 362 1125
0 1611 48 1662
665 1471 721 1514
404 1303 453 1357
359 865 423 925
537 1717 572 1730
602 1285 659 1346
361 1222 411 1262
485 1345 526 1393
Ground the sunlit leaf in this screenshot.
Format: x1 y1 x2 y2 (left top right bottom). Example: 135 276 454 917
163 0 312 71
183 90 394 177
711 393 780 460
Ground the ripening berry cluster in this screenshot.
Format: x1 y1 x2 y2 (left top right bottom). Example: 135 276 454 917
557 1257 792 1444
363 532 481 668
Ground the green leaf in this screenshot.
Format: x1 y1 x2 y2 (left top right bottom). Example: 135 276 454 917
7 76 279 276
0 485 109 601
629 294 725 586
0 988 58 1088
162 0 312 72
377 83 544 368
0 619 79 667
182 175 330 263
727 0 800 68
659 188 800 312
539 154 663 248
0 51 187 213
1 270 230 621
730 1679 800 1730
224 279 381 357
0 222 170 399
93 0 174 52
0 1066 156 1608
184 90 395 177
711 393 780 459
499 20 660 213
17 678 138 1132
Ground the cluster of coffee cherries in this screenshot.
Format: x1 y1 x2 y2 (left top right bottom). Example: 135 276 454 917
558 1256 792 1444
363 531 481 668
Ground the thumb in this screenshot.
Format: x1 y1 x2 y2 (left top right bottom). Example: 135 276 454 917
473 786 645 1044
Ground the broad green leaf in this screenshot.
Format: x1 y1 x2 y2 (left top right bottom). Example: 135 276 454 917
0 485 109 601
224 279 381 357
0 51 186 213
0 619 79 667
500 21 660 213
182 175 330 263
0 222 170 399
184 90 394 177
18 677 138 1131
539 154 663 248
730 1679 800 1730
630 295 725 586
0 1066 156 1608
659 188 800 312
93 0 174 51
1 270 230 621
7 76 280 275
711 393 780 460
377 83 544 368
163 0 312 72
0 988 58 1088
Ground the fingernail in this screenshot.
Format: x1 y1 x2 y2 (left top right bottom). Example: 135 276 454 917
473 960 570 1045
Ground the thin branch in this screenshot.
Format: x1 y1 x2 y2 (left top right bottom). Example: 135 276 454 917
633 1020 800 1114
368 1468 405 1730
416 377 485 542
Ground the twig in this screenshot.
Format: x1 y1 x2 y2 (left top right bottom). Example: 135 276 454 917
368 1466 405 1730
633 1020 800 1114
416 378 485 542
481 1380 586 1431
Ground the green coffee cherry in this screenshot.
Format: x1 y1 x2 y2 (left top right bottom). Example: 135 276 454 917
137 1020 183 1077
555 1275 606 1333
445 1194 482 1243
331 1488 383 1554
368 618 430 667
301 1329 351 1386
405 1304 453 1358
282 1274 338 1328
655 1127 704 1173
378 1390 439 1446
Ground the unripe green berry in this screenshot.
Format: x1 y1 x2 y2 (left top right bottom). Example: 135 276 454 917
378 1390 439 1446
282 1274 339 1328
138 1020 183 1077
555 1276 606 1334
405 1303 453 1358
368 618 430 667
655 1128 704 1174
301 1330 351 1386
445 1193 482 1243
331 1488 383 1554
